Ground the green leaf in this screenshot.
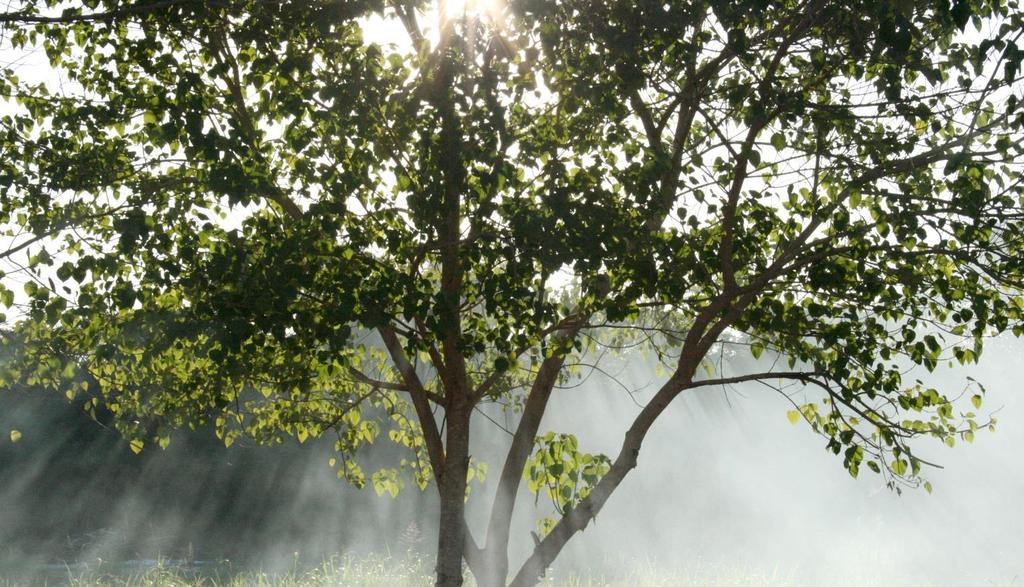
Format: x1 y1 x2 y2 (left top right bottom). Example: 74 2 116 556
9 429 21 443
786 410 800 425
771 132 786 151
892 459 908 476
849 190 862 207
750 341 765 359
129 439 144 454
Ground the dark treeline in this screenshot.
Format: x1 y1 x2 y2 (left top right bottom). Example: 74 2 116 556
0 385 435 569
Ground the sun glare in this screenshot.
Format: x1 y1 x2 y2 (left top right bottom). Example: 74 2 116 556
441 0 505 23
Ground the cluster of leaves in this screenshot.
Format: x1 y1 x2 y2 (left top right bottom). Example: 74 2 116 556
523 432 611 533
784 376 991 491
0 0 435 486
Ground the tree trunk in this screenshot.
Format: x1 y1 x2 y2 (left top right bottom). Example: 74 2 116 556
507 371 693 587
435 401 472 587
478 351 567 587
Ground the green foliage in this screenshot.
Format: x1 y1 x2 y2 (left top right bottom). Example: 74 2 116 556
0 1 1023 577
524 432 611 518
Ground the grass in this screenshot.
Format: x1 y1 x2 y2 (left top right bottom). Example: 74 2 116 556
67 555 435 587
0 553 806 587
15 552 1011 586
2 555 428 587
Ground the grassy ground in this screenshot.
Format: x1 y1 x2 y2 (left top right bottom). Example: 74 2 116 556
0 554 802 587
8 554 1020 587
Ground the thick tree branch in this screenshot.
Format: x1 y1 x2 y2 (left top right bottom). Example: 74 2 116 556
390 0 424 47
429 46 476 587
380 324 488 573
479 322 586 586
629 91 665 157
472 312 587 401
378 325 446 480
508 369 692 587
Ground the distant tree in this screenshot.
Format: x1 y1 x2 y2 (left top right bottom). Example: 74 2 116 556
1 1 1023 585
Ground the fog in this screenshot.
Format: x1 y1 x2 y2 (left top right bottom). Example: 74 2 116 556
2 334 1021 585
534 335 1024 585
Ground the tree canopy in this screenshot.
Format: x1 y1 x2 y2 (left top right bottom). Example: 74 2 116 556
1 1 1023 586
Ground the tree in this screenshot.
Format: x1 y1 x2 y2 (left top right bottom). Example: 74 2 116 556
1 0 1023 585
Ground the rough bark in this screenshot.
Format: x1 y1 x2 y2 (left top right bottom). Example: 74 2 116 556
436 400 472 586
478 351 567 587
433 41 471 586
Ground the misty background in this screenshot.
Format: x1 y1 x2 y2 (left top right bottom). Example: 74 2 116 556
1 333 1021 585
2 12 1020 587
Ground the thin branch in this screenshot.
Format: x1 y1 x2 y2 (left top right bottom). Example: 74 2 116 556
686 371 823 390
346 366 446 405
